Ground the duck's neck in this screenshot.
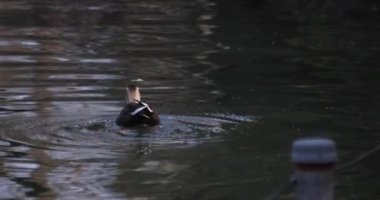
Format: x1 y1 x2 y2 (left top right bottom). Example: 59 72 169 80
127 85 141 102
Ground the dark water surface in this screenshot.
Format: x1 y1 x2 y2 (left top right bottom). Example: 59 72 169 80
0 0 379 199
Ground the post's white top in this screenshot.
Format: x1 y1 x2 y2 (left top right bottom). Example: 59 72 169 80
291 138 337 164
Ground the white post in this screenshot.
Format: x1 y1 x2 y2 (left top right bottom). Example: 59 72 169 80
291 138 337 200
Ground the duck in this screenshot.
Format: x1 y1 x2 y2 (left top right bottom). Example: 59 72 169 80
116 85 160 128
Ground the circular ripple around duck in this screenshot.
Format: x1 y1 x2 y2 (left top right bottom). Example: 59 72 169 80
1 114 257 149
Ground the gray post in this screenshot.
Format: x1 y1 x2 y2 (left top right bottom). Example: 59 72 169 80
291 138 337 200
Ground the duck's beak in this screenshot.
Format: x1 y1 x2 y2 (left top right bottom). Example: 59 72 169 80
126 85 141 102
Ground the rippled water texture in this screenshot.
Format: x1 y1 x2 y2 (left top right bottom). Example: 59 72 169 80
0 0 379 199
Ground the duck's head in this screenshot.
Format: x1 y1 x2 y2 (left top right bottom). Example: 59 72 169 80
116 85 160 128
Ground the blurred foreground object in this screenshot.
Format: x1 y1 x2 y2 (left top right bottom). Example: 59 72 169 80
292 138 337 200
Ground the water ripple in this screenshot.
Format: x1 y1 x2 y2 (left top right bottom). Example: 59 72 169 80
1 114 256 153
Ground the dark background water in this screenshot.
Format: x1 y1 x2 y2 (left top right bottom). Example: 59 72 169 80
0 0 379 199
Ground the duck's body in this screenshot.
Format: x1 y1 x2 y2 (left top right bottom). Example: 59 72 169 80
116 85 160 128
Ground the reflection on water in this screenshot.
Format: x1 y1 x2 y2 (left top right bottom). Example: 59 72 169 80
0 0 222 119
0 0 379 199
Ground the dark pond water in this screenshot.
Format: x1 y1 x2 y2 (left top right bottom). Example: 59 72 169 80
0 0 379 199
